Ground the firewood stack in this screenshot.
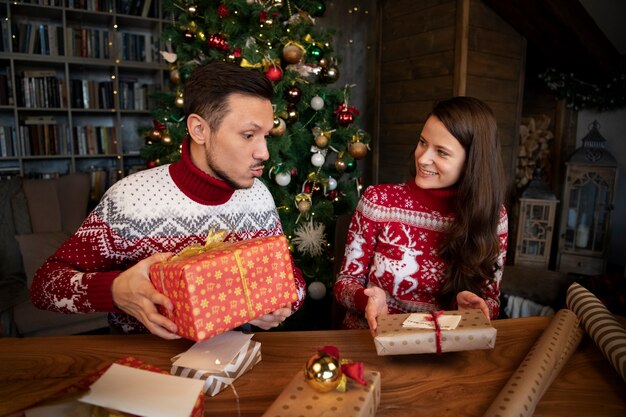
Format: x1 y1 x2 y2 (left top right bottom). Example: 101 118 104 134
516 115 554 188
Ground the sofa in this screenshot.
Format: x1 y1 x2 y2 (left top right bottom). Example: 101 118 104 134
0 173 108 337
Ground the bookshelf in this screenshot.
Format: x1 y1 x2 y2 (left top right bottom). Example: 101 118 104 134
0 0 167 198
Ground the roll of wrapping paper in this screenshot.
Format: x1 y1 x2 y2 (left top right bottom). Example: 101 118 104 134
566 282 626 382
482 309 583 417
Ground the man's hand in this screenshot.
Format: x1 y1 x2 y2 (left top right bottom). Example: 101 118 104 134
364 286 388 337
248 307 291 330
111 252 180 339
456 290 490 320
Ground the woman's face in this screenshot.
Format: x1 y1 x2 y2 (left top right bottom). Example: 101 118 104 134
414 115 467 189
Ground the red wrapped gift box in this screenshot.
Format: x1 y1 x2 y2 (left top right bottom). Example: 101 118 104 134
150 235 298 341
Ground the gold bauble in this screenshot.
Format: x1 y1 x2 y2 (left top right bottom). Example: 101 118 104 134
170 69 180 84
161 132 172 144
314 134 328 148
297 199 311 214
304 352 342 392
318 57 330 68
286 107 299 124
174 95 184 108
335 159 347 172
348 142 368 160
282 44 304 64
149 128 162 141
270 117 286 136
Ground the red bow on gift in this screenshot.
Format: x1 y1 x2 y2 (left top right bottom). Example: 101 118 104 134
319 345 366 385
425 310 445 355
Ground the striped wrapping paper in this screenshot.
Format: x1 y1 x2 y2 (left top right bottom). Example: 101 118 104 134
566 282 626 382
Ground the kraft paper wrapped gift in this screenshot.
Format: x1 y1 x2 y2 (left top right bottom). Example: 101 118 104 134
262 370 381 417
374 309 497 355
150 234 298 341
171 331 262 396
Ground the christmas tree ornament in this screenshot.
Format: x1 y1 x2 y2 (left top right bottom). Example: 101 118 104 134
207 33 229 51
169 69 180 84
311 1 327 17
270 117 286 136
293 221 327 257
285 106 299 123
159 50 178 63
311 152 325 167
306 44 323 62
182 29 195 43
174 92 184 108
345 159 357 173
318 57 330 68
310 95 324 110
147 160 158 168
314 133 328 148
265 65 283 82
305 350 342 392
337 109 354 126
348 141 368 160
272 0 284 7
323 66 339 83
327 176 337 191
335 156 347 172
149 128 162 141
161 131 172 144
217 3 229 18
282 43 304 64
308 280 327 300
285 86 302 103
187 3 198 17
295 193 312 214
275 171 291 186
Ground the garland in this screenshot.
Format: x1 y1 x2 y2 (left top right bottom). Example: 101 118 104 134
538 68 626 111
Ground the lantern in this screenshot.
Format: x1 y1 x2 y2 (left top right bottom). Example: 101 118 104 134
514 167 558 268
557 121 617 275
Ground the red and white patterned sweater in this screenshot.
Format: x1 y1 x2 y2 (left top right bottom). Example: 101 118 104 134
335 180 508 329
31 139 306 333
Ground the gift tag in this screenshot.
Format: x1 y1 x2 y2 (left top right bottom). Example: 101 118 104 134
402 313 462 330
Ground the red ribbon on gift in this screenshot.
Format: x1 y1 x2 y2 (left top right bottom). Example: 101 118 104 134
425 310 445 355
319 345 366 385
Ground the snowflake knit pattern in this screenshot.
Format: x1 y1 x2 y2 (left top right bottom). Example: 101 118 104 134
31 140 306 333
335 180 508 329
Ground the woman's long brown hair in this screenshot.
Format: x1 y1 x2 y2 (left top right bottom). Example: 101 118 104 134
424 97 505 307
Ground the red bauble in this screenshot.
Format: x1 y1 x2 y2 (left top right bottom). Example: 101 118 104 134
147 160 158 168
265 65 283 82
207 33 228 51
337 110 354 127
217 3 229 18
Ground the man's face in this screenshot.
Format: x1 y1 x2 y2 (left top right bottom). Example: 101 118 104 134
203 93 274 189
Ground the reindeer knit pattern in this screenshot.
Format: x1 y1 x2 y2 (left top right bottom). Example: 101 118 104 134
335 180 508 329
30 139 306 334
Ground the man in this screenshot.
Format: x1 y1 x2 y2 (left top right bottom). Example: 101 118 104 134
31 61 306 339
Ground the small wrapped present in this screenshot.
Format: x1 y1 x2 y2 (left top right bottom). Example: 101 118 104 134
374 309 497 355
263 346 380 417
150 232 298 341
171 331 262 396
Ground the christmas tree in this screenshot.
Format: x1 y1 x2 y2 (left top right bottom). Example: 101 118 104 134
140 0 370 329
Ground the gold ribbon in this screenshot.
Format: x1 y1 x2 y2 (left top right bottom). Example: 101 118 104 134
233 250 255 319
170 227 229 261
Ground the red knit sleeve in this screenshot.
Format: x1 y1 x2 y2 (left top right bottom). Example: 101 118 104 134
30 213 124 314
335 187 379 314
290 258 306 312
483 206 509 319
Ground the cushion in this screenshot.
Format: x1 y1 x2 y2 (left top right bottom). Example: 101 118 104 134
57 172 89 234
0 176 27 285
15 232 70 286
22 178 62 233
10 188 32 235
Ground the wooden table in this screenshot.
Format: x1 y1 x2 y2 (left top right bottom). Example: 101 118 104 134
0 316 624 417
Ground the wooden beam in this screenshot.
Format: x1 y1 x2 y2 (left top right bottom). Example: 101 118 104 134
454 0 470 96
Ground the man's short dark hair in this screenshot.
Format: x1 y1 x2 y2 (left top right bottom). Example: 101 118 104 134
183 61 274 131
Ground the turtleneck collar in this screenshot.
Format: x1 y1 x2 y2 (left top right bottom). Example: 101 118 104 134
406 179 458 215
169 137 236 205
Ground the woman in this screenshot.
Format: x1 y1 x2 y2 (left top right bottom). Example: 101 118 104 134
335 96 508 335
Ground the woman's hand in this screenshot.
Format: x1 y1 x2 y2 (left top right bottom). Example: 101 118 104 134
248 307 292 329
111 252 181 340
364 286 388 337
456 290 490 320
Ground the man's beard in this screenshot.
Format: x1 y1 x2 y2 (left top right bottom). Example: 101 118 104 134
204 148 263 190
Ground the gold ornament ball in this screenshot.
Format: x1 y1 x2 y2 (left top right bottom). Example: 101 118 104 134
283 44 303 64
174 95 184 108
318 57 330 68
270 117 286 136
349 142 368 160
335 159 347 172
149 128 162 141
297 199 312 214
170 69 180 84
161 132 172 144
314 134 329 148
286 107 299 124
304 352 342 392
323 66 340 83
